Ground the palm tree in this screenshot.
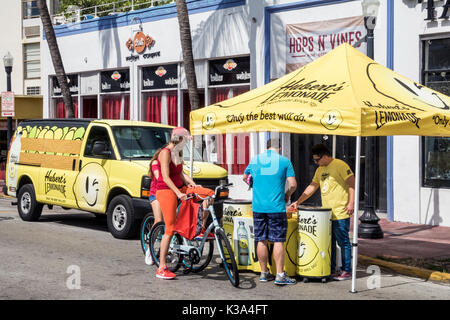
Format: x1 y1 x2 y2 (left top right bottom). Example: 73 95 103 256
175 0 200 112
37 0 74 118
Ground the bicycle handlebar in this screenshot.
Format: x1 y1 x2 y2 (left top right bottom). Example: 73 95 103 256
184 183 234 201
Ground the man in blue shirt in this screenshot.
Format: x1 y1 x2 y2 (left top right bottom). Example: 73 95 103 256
243 138 297 285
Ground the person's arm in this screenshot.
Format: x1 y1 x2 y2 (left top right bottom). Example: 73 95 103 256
288 182 319 210
345 175 355 215
159 150 186 200
285 176 297 203
181 172 198 187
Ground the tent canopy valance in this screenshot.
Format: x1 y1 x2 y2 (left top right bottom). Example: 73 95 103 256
190 43 450 138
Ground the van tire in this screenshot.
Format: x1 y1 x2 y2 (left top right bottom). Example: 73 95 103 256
17 184 43 221
107 194 138 239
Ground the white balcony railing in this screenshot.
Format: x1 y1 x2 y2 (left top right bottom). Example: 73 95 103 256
52 0 175 25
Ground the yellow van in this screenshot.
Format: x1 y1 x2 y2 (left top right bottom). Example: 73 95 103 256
4 119 227 239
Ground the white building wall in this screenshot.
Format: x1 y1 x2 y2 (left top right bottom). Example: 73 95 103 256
393 2 450 226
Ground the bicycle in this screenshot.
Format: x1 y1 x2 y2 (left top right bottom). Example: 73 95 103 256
142 183 239 287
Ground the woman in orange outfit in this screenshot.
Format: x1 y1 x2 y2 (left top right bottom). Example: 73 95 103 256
155 127 213 280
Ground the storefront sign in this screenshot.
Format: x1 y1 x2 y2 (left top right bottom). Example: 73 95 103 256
286 16 366 73
125 31 160 62
52 74 79 96
142 64 178 90
101 70 130 92
1 91 15 117
208 56 250 85
417 0 450 20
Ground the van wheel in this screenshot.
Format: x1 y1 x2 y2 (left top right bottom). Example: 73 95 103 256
17 184 43 221
107 195 138 239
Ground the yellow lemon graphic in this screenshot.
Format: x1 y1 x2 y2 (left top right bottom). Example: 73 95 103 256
74 162 109 210
202 113 216 130
298 232 319 267
320 110 343 130
239 239 248 249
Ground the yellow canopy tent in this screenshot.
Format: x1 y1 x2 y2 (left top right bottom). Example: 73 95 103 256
189 43 450 292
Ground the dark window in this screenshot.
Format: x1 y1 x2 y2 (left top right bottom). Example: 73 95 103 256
84 126 114 159
422 38 450 188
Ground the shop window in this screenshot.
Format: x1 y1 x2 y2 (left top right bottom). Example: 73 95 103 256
209 86 250 174
82 97 98 118
24 43 40 79
422 38 450 188
102 94 130 120
54 98 78 118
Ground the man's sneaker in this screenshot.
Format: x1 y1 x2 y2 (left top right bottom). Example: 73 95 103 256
274 272 297 285
259 272 275 282
333 271 351 281
156 266 176 279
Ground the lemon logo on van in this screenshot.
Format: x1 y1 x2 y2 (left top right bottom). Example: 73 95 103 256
320 110 343 131
202 113 216 130
74 162 109 209
298 232 319 267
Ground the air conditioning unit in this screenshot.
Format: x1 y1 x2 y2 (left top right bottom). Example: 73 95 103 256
24 26 40 38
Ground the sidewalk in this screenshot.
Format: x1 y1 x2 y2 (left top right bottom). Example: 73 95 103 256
354 217 450 284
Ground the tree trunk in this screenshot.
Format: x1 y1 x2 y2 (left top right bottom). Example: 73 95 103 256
176 0 200 112
37 0 74 118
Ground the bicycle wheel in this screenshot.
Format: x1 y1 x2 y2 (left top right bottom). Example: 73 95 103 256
140 213 154 255
215 228 239 287
182 238 214 273
149 222 183 273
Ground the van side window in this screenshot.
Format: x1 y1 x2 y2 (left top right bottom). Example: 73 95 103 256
84 126 114 159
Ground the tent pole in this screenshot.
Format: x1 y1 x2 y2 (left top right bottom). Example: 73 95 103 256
189 139 194 178
351 136 362 293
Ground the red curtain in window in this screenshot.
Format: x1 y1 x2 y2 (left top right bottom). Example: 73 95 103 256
56 99 78 118
145 93 162 123
124 95 130 120
82 98 98 118
167 91 178 126
215 88 230 171
102 96 121 119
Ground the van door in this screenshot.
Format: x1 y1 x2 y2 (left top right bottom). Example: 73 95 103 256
74 125 114 213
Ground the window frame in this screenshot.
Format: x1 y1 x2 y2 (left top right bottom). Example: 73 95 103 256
23 42 41 80
22 0 40 19
421 36 450 189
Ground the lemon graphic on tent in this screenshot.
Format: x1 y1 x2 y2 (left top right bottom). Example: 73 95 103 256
297 232 319 267
320 110 343 130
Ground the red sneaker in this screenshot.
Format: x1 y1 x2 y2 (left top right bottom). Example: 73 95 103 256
333 271 351 281
194 229 215 240
156 266 176 280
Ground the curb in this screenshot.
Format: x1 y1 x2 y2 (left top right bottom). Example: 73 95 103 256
358 254 450 284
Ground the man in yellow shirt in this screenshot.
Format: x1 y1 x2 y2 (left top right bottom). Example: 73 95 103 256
289 144 355 281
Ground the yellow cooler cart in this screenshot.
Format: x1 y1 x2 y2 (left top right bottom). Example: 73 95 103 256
297 206 332 283
222 199 261 272
222 199 298 276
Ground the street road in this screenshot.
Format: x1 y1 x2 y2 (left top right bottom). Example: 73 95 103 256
0 197 449 301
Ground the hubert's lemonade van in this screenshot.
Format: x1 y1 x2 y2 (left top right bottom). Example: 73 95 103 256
4 119 227 239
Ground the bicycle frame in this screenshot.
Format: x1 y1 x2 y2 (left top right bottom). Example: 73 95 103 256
170 202 222 259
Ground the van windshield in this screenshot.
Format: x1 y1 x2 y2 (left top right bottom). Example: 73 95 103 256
111 126 202 161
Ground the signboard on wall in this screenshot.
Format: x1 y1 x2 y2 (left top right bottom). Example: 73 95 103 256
142 64 178 90
52 74 79 96
100 70 130 92
286 16 366 73
1 91 15 117
209 56 250 85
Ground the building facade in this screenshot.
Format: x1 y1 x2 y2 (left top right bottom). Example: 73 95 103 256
41 0 450 226
0 0 60 178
